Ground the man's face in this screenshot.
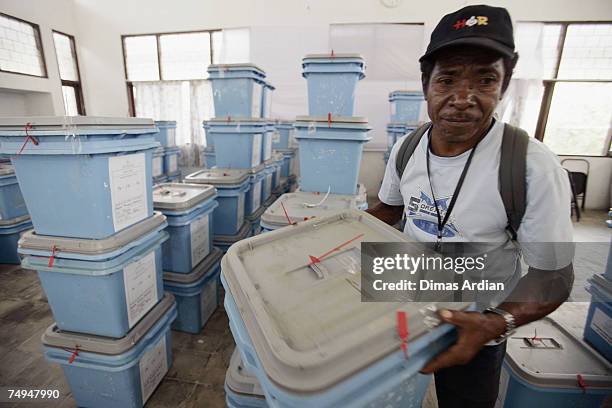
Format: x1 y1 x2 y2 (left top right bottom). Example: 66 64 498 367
424 48 505 143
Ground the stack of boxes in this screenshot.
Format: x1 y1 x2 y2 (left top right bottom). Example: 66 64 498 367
271 120 297 195
384 91 424 163
259 53 371 232
187 62 281 247
153 182 222 334
153 120 181 183
0 117 177 408
584 246 612 362
0 160 31 264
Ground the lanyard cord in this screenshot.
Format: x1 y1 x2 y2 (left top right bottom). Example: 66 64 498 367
426 121 494 242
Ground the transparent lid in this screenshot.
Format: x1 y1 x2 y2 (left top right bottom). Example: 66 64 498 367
19 212 166 256
185 169 249 186
163 248 223 284
222 210 470 393
0 116 155 131
42 293 175 355
154 120 176 125
0 163 14 176
205 117 268 125
296 183 366 202
389 90 424 98
0 214 30 227
303 53 364 60
591 274 612 294
248 163 265 174
261 192 358 227
225 348 265 397
295 116 368 124
505 317 612 389
153 183 216 211
208 63 266 76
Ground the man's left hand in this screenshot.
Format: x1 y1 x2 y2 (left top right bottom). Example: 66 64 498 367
420 309 507 374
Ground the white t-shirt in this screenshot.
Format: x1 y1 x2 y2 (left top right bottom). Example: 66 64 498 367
379 120 574 272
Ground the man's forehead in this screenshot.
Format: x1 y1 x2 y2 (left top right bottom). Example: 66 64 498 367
433 52 504 71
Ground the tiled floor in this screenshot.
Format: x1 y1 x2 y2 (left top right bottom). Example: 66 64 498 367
0 210 609 408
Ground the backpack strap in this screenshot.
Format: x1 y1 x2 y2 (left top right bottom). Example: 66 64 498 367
499 123 530 240
395 122 432 179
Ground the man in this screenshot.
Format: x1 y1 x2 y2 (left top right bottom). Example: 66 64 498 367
367 5 574 407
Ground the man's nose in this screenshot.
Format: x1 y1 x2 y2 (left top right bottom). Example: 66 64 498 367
449 84 475 110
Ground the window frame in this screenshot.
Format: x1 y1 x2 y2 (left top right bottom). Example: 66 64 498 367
0 12 48 78
121 29 222 116
52 29 85 115
532 21 612 157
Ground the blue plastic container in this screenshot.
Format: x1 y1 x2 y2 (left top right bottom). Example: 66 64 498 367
166 172 181 183
163 249 222 334
275 149 295 179
19 213 168 338
185 169 250 236
220 212 473 408
163 146 180 175
154 175 169 185
389 91 424 123
262 83 275 118
273 122 294 150
152 147 165 179
213 222 252 253
604 244 612 281
245 165 265 216
584 274 612 362
204 118 267 169
0 215 32 264
262 122 274 162
204 147 216 168
208 64 266 118
154 120 177 147
203 122 216 149
0 117 159 239
226 348 268 408
223 276 443 408
153 183 218 274
294 116 370 195
0 163 28 220
302 54 365 116
42 293 177 408
262 164 275 203
498 316 611 408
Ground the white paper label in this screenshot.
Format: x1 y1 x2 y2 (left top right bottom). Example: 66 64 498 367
251 134 262 167
591 307 612 346
252 181 261 212
252 82 263 117
139 336 168 404
264 133 273 160
123 251 158 328
190 214 210 267
494 367 509 408
168 154 178 173
237 192 245 228
200 277 217 325
152 157 163 177
109 153 148 232
272 130 281 144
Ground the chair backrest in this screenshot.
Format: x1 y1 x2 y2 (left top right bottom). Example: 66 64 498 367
568 171 587 196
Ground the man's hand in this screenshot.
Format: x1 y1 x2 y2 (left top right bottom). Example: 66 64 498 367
420 309 506 374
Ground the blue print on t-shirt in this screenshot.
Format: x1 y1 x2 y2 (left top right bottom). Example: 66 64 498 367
407 191 458 237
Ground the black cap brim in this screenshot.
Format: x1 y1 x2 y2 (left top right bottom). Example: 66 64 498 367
419 37 516 62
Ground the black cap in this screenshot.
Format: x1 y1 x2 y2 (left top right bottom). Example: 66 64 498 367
420 5 516 62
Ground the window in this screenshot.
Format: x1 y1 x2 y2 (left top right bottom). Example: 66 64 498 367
0 13 46 77
122 29 250 146
53 31 85 115
536 23 612 156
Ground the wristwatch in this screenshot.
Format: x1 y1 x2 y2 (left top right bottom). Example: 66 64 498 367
484 307 516 344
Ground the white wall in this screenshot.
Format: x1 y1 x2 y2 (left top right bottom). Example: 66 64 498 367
560 156 612 210
0 0 78 116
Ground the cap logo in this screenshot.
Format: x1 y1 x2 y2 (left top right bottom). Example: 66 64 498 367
453 16 488 30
